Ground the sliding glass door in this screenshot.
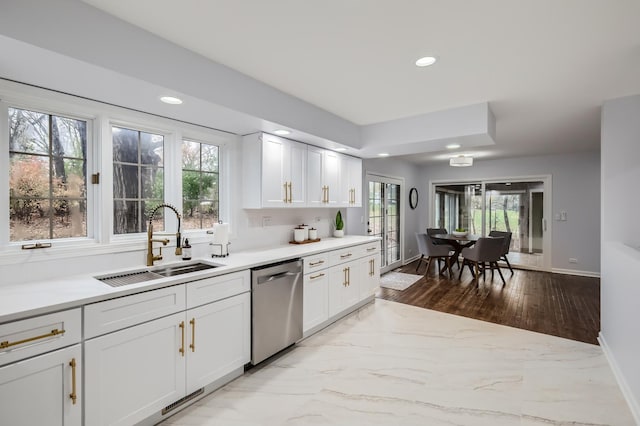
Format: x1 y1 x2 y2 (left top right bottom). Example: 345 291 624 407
367 174 403 273
433 178 549 270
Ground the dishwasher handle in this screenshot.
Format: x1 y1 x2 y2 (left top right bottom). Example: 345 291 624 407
257 271 298 285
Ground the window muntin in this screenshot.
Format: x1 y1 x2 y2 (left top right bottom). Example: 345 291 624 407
182 140 219 230
8 107 87 241
112 126 164 234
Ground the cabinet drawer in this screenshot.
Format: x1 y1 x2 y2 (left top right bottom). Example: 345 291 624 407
0 308 81 367
186 270 250 309
362 242 380 256
329 246 363 266
85 285 186 339
303 253 329 272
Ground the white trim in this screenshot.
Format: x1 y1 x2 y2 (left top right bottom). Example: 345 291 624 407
551 268 600 278
598 332 640 424
403 254 420 265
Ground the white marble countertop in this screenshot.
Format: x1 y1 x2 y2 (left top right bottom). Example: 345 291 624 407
0 236 380 324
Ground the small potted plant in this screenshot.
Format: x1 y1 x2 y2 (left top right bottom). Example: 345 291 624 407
333 210 344 237
453 227 468 237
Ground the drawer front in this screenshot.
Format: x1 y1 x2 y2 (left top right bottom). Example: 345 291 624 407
0 308 81 366
186 270 250 309
84 285 186 339
329 245 364 266
362 242 380 256
303 253 330 273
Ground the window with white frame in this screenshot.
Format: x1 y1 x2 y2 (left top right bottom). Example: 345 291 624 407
181 140 219 230
9 107 88 242
112 126 165 234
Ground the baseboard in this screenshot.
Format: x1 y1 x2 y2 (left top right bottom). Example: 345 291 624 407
598 332 640 424
551 268 600 278
403 255 420 265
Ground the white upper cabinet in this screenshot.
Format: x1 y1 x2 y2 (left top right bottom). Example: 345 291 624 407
243 132 362 208
338 155 363 207
243 133 307 208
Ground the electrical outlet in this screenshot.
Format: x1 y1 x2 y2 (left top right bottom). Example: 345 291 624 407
314 216 321 222
569 258 578 264
262 216 272 227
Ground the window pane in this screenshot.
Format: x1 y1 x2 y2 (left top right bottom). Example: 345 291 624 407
52 198 86 238
181 140 220 230
113 164 139 199
112 127 139 163
52 116 86 159
141 167 163 199
201 172 218 200
113 200 139 234
182 140 200 170
10 199 51 241
144 200 165 232
9 108 49 155
201 144 218 172
140 132 163 165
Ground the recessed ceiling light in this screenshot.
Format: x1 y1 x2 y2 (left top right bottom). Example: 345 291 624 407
273 129 291 136
505 182 511 186
415 56 437 67
335 147 347 152
377 153 390 157
160 96 183 105
446 143 461 150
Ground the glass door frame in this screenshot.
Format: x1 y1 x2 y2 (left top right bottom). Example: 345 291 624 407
429 175 552 271
366 172 405 274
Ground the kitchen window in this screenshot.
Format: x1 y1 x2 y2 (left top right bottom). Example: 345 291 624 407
112 126 165 234
181 139 219 230
8 107 88 242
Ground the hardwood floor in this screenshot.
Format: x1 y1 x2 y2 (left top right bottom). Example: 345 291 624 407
377 259 600 345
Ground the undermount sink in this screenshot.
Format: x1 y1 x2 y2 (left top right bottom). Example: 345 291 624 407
95 262 220 287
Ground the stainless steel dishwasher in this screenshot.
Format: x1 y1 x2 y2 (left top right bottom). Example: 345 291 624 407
251 258 303 365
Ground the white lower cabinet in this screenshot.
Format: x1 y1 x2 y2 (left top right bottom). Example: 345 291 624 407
85 312 186 426
328 261 361 317
0 343 82 426
185 292 250 394
303 269 329 332
359 254 380 299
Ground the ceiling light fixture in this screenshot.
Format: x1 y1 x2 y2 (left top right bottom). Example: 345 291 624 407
449 155 473 167
273 129 291 136
377 153 390 157
160 96 183 105
415 56 437 67
335 147 347 152
446 143 461 149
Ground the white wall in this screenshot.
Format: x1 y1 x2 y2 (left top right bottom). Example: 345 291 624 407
600 94 640 419
419 151 601 274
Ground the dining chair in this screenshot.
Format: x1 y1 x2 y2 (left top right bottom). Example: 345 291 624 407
488 230 514 274
415 233 453 278
458 236 506 286
427 227 459 268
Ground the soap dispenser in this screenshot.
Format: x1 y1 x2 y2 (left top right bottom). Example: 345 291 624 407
182 238 192 260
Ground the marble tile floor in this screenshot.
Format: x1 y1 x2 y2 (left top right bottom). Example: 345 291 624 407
161 299 635 426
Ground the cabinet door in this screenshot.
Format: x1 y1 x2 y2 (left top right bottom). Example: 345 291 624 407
359 254 380 300
303 271 329 332
328 262 360 317
0 344 82 426
285 140 307 206
306 146 325 206
85 312 186 426
185 292 250 394
323 150 340 205
261 134 287 207
338 155 363 207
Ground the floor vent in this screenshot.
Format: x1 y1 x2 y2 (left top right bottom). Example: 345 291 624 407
162 388 204 415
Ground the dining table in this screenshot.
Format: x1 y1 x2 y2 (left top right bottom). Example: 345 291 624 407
432 233 481 270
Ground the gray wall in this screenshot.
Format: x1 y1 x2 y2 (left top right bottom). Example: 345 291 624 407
601 94 640 417
419 151 601 274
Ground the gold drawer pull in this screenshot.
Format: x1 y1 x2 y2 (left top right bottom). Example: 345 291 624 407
283 183 288 203
309 260 325 266
69 358 77 405
179 321 185 356
0 328 66 349
310 273 325 280
189 318 196 352
340 253 352 259
366 247 377 252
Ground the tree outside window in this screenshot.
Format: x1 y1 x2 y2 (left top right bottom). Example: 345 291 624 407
9 108 87 241
182 140 219 230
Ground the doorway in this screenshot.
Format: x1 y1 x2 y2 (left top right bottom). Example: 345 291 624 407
432 177 551 271
366 174 403 273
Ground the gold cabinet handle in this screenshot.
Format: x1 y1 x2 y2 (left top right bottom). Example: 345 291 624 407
189 318 195 352
310 273 325 280
309 260 325 266
288 182 292 203
179 321 185 356
326 186 329 203
322 185 327 203
69 358 77 405
369 259 375 276
0 328 65 349
346 267 351 286
340 253 352 259
367 247 377 252
343 268 347 287
283 183 288 203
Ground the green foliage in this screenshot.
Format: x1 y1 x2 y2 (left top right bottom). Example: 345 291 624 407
335 210 344 230
182 172 216 217
455 227 466 232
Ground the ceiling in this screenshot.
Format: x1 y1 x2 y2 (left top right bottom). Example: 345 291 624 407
81 0 640 163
